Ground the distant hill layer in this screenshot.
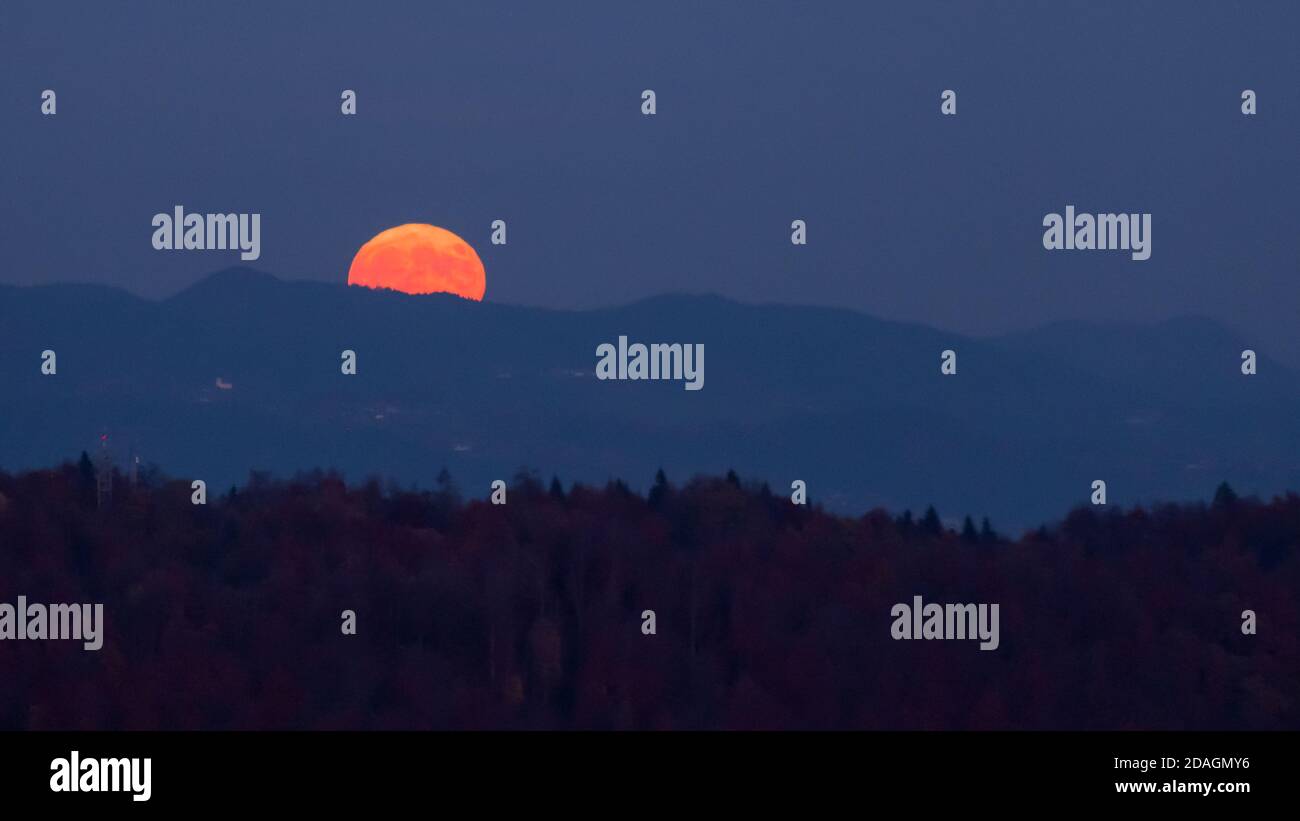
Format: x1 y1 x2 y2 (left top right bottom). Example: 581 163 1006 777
2 268 1296 528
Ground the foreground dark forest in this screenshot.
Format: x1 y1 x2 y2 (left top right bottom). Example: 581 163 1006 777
0 461 1295 730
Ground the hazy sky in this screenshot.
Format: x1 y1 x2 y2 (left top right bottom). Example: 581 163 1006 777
3 1 1296 347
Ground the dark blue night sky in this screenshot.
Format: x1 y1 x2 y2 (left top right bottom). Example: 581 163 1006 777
2 1 1296 349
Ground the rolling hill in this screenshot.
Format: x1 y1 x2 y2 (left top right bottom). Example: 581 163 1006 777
2 268 1295 528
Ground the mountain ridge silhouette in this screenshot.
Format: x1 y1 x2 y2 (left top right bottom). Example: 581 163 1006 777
2 268 1295 528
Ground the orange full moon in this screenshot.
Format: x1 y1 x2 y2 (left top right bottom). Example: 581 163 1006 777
347 224 486 300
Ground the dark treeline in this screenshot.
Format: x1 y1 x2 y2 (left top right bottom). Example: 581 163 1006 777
0 461 1295 730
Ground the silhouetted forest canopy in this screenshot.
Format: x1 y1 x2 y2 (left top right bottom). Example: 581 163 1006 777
0 461 1294 730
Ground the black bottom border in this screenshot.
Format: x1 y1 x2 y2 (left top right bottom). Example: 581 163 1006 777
1 730 1288 809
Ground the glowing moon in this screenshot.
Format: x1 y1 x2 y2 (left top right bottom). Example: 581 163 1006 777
348 224 486 300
